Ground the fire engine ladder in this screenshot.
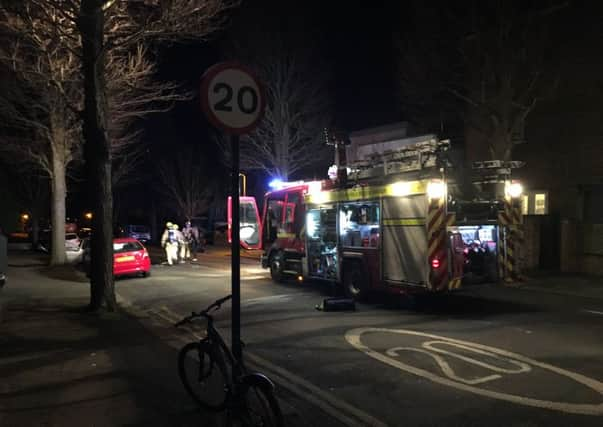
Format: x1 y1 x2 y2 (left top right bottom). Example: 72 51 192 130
347 138 451 181
471 160 525 184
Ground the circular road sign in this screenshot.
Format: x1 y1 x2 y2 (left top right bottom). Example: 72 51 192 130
200 62 265 135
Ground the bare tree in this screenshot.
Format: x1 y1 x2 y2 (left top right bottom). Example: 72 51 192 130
157 149 214 221
0 2 191 266
1 0 234 310
218 33 331 180
396 0 564 161
77 0 234 311
0 3 82 265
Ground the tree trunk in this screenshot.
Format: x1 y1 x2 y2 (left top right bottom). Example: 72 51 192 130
150 199 158 244
49 156 66 265
31 212 40 249
79 0 116 312
488 131 513 162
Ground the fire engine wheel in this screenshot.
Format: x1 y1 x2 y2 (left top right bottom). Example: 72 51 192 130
270 252 284 283
343 263 368 300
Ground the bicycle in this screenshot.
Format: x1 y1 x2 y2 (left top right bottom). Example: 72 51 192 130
175 295 284 426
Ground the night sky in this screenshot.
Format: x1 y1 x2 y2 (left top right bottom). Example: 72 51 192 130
147 1 401 153
113 1 403 222
6 1 601 226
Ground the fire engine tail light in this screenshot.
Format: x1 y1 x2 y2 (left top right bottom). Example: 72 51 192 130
431 258 440 269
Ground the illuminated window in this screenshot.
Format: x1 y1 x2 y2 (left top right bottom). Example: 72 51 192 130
522 195 529 215
535 193 547 215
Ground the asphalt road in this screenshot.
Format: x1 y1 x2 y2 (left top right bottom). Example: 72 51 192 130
116 252 603 427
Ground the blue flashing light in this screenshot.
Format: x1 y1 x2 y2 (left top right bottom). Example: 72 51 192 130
268 178 284 189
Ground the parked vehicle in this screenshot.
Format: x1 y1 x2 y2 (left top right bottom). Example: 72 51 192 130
112 238 151 278
81 237 151 278
233 126 524 299
123 225 151 243
65 233 81 251
0 230 7 287
78 227 92 239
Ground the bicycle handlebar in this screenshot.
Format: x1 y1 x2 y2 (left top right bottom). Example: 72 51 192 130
174 294 232 327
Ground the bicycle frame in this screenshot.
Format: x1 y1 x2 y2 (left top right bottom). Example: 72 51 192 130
204 313 241 379
202 311 275 395
176 297 282 425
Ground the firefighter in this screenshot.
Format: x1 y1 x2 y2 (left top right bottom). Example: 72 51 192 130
173 223 186 264
182 221 200 262
161 222 178 266
451 232 465 279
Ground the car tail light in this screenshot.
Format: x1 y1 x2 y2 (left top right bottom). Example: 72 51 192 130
142 250 149 259
431 258 440 269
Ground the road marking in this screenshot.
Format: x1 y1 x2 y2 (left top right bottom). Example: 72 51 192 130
247 352 388 427
582 309 603 316
152 304 388 427
386 340 531 385
241 294 300 306
241 275 266 281
346 327 603 416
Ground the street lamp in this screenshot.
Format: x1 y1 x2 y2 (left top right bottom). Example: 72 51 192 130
239 173 247 196
84 212 93 220
20 213 29 221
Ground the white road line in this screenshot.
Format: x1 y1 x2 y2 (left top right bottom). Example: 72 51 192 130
247 352 389 427
241 275 266 281
346 327 603 416
581 309 603 316
153 304 388 427
241 294 299 306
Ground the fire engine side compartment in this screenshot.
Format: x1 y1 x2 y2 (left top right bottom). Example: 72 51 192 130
381 194 429 288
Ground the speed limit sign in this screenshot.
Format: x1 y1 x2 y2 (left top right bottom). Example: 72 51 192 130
200 62 265 135
200 62 265 364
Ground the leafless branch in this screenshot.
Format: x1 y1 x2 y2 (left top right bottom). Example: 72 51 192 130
157 148 214 219
217 32 331 179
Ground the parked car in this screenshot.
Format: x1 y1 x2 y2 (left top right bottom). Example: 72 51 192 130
78 227 92 239
113 238 151 278
81 237 151 278
0 230 7 288
65 233 80 248
123 225 151 243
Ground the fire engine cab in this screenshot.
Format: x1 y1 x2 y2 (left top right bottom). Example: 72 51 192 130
234 124 524 299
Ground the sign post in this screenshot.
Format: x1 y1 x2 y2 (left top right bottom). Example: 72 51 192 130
200 62 264 364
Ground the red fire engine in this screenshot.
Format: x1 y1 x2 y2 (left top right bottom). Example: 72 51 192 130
231 125 525 299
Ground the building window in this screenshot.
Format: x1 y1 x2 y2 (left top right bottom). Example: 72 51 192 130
522 195 529 215
534 193 547 215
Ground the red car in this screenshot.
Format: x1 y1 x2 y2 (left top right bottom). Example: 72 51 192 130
113 238 151 278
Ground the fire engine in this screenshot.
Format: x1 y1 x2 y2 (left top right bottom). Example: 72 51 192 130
232 124 524 299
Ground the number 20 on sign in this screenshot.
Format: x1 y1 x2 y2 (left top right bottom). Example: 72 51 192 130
200 62 265 135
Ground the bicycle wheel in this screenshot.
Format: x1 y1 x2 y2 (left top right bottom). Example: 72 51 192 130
238 382 284 427
178 341 229 411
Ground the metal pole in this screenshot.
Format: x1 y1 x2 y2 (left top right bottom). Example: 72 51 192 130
239 173 247 196
231 134 242 365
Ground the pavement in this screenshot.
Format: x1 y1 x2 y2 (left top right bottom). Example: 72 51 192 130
510 272 603 301
0 251 294 427
1 248 602 427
